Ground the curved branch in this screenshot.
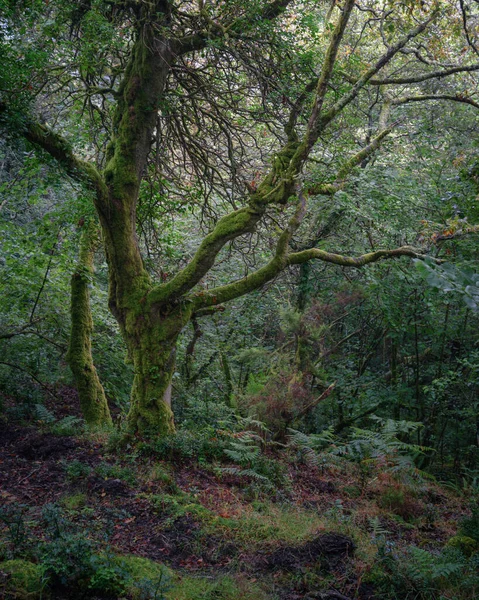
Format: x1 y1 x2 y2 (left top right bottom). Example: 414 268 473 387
287 245 422 268
148 205 262 304
195 244 424 309
341 63 479 86
0 102 106 199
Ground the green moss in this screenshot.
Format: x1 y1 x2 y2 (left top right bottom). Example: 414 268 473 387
445 535 479 557
67 220 112 427
115 555 171 599
0 559 46 599
168 574 269 600
147 464 179 492
200 503 327 551
149 493 213 524
60 493 87 511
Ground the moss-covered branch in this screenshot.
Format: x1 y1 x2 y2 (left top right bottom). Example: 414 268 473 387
148 206 262 304
195 244 424 309
309 125 394 196
287 245 423 267
303 0 356 152
0 102 106 200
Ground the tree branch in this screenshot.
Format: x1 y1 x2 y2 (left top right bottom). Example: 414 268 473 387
308 125 395 196
176 0 293 54
318 11 438 129
195 244 425 309
148 206 263 304
341 63 479 86
0 102 106 198
391 94 479 110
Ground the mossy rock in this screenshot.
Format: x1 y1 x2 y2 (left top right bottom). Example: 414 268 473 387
445 535 479 557
0 559 46 599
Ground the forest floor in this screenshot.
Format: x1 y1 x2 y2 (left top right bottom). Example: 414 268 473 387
0 391 476 600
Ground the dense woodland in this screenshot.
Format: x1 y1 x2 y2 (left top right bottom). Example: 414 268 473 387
1 0 479 598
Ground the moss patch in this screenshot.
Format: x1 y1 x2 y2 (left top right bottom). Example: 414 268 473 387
60 492 87 511
115 555 171 599
446 535 479 557
168 574 269 600
0 559 45 599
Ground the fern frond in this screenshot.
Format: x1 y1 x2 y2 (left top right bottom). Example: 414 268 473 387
34 404 56 424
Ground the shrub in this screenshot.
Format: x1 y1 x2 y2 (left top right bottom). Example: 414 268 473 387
459 507 479 542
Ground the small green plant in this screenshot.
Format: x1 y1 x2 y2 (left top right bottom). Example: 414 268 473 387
459 507 479 543
95 462 137 486
0 559 46 599
0 505 29 559
60 493 87 511
290 417 429 488
34 404 56 425
149 493 212 525
138 429 226 464
63 460 92 480
34 405 85 436
147 464 179 493
50 416 84 436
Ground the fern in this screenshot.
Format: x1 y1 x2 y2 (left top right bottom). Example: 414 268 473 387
51 416 84 436
369 516 390 539
220 430 285 489
34 404 56 424
408 547 465 582
289 418 431 484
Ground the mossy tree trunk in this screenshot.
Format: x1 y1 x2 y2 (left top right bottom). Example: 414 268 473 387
122 306 193 436
66 220 112 427
73 1 426 436
5 0 446 436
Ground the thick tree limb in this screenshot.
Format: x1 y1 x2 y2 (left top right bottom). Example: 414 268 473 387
195 245 424 309
151 2 355 303
0 102 106 199
341 63 479 86
148 206 262 304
